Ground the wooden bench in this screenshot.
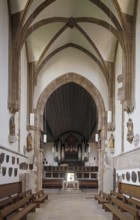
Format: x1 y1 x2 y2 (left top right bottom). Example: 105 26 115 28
110 191 126 201
118 183 140 199
95 191 110 206
79 180 98 189
0 196 36 220
33 190 48 208
0 182 22 200
42 179 62 188
104 197 140 220
0 195 18 210
0 189 33 208
17 189 32 200
126 197 140 210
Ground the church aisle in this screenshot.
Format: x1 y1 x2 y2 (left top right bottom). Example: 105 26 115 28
27 190 112 220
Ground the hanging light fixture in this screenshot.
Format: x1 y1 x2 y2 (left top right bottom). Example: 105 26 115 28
43 134 47 143
29 113 34 126
107 111 112 123
95 134 98 142
43 104 47 143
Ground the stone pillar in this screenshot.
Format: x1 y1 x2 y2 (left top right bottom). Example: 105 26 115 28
97 148 103 192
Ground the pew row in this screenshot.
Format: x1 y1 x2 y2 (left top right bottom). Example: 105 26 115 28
104 197 140 220
42 179 62 188
0 182 22 200
118 183 140 199
79 180 98 189
126 197 140 210
110 190 126 201
95 191 110 205
33 190 48 208
0 196 36 220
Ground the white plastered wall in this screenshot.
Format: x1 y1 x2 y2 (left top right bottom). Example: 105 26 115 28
0 1 20 184
0 0 11 148
20 45 28 154
114 44 123 156
43 142 58 166
114 2 140 187
129 1 140 150
19 45 36 191
114 2 140 155
33 48 108 111
85 142 98 167
0 1 35 185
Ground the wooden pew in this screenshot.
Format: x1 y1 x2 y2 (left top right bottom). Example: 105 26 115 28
79 180 98 189
0 195 18 210
118 183 140 199
33 190 48 208
0 189 33 210
17 189 32 200
95 191 110 205
0 182 22 210
0 182 22 200
104 197 140 220
42 179 62 188
0 196 36 220
110 190 125 201
126 197 140 210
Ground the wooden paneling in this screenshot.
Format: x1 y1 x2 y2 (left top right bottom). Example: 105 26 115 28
0 182 22 199
119 183 140 199
79 180 98 189
42 179 62 188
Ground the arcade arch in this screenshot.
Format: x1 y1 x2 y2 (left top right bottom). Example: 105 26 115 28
34 72 107 191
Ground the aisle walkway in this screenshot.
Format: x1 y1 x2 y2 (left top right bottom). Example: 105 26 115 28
27 189 112 220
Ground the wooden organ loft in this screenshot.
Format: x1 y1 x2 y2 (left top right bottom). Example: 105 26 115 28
42 133 98 189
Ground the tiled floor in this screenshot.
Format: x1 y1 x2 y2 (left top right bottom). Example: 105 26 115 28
27 189 112 220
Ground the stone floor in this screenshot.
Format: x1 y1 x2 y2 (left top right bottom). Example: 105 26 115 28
27 189 112 220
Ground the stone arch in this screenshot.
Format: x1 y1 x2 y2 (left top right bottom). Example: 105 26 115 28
34 72 107 191
36 72 106 130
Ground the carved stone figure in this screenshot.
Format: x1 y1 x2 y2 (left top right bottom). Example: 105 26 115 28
127 118 134 143
108 133 114 148
26 133 33 152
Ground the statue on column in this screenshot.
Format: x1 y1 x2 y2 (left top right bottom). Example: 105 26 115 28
26 133 33 152
108 133 115 148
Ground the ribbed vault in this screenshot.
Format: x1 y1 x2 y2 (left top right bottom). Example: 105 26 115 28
8 0 137 138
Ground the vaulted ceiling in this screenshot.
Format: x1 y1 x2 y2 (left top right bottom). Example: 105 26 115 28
44 82 98 141
8 0 136 142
